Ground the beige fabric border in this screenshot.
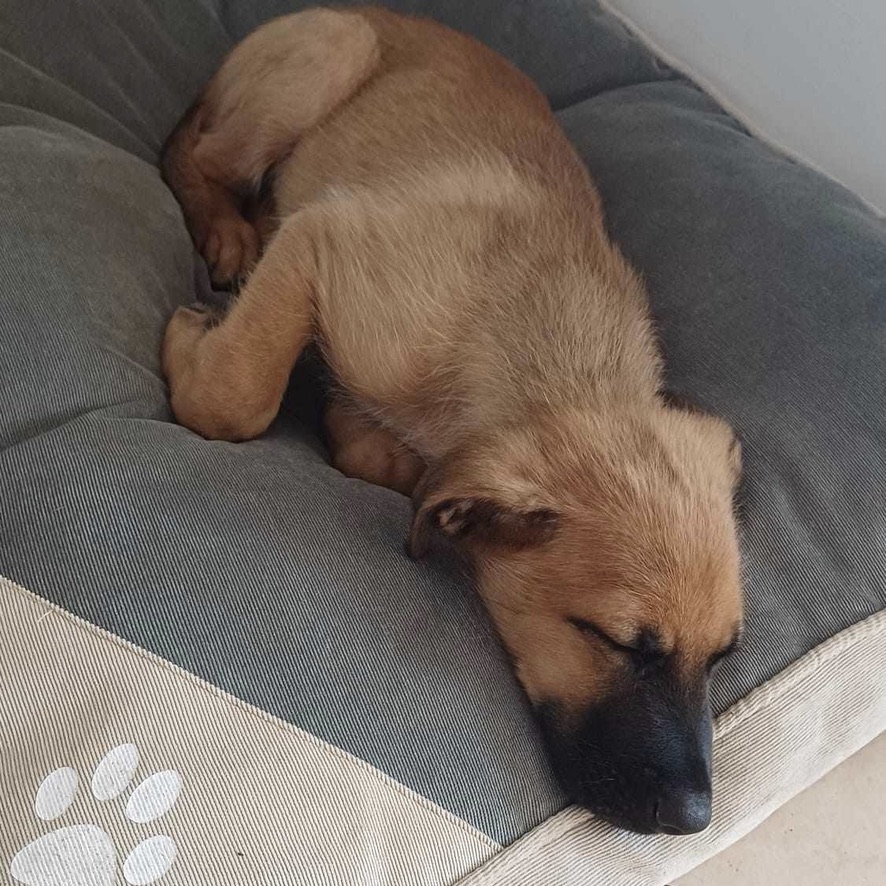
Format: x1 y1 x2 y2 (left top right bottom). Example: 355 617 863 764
4 569 883 886
0 575 498 886
456 608 886 885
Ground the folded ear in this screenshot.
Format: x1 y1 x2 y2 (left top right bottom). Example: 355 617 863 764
408 496 559 559
407 463 559 559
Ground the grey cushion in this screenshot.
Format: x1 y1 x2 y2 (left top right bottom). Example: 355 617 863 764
0 117 562 842
1 0 884 851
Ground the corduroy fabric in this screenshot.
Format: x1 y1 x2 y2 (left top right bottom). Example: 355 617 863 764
1 0 884 858
0 113 564 843
0 575 499 886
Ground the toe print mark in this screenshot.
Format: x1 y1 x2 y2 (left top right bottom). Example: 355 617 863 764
34 767 78 821
125 772 182 824
91 743 139 801
123 835 178 886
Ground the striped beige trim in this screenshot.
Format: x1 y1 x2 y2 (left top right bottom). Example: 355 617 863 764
0 575 497 886
457 609 886 886
3 569 882 886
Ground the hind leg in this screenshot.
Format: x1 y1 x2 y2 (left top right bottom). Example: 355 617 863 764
325 399 426 496
161 9 380 285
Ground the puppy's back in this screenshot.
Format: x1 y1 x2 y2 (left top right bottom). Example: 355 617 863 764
273 7 599 216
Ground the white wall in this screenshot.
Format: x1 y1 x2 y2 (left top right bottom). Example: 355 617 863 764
603 0 886 215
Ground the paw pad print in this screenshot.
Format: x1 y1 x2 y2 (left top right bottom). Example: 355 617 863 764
9 743 182 886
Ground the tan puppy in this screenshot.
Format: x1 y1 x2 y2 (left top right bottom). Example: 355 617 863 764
161 6 743 834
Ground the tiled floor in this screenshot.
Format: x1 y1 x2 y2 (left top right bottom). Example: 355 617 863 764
675 732 886 885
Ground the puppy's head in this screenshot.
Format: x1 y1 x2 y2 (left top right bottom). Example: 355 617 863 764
410 401 742 834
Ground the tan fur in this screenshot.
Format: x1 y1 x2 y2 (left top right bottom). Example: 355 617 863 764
161 5 743 748
325 397 425 496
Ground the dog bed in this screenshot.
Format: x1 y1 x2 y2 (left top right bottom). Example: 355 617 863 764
1 1 884 883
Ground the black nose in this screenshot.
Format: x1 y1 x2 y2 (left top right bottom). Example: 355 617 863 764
536 681 715 836
655 787 712 835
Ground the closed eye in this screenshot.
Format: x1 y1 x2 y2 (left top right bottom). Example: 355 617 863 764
567 617 640 656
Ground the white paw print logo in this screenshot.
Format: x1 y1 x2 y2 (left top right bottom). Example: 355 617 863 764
9 743 182 886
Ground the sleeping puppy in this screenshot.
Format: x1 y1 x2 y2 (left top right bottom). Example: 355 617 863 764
161 6 743 835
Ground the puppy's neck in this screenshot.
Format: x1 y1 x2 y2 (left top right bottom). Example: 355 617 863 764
440 399 663 490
